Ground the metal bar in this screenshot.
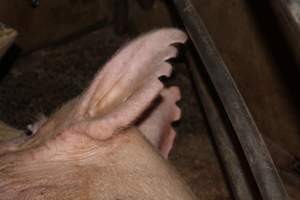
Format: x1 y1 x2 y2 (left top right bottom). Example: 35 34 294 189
185 49 257 200
172 0 289 199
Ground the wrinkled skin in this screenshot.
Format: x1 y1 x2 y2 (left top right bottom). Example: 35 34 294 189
0 29 197 199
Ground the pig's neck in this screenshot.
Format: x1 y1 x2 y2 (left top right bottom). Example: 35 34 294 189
0 129 197 200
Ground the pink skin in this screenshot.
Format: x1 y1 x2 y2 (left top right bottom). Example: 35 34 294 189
0 28 197 199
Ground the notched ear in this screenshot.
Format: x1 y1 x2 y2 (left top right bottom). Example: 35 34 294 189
72 28 187 140
75 28 187 121
138 87 182 158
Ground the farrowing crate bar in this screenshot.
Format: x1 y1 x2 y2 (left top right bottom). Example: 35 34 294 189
172 0 289 199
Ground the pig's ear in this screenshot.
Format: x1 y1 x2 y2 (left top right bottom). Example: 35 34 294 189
73 28 187 140
75 28 186 118
138 87 181 158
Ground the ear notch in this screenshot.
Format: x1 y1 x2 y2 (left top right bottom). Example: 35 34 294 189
72 28 187 141
75 28 187 121
138 87 181 158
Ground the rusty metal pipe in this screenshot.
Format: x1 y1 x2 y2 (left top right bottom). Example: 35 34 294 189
172 0 289 199
185 49 258 200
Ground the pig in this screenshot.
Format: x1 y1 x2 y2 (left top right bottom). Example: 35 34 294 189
0 28 198 200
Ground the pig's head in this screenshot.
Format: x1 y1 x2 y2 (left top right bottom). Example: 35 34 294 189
0 28 193 200
1 29 186 157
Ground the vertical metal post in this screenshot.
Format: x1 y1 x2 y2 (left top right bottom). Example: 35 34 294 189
172 0 289 199
185 50 258 200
